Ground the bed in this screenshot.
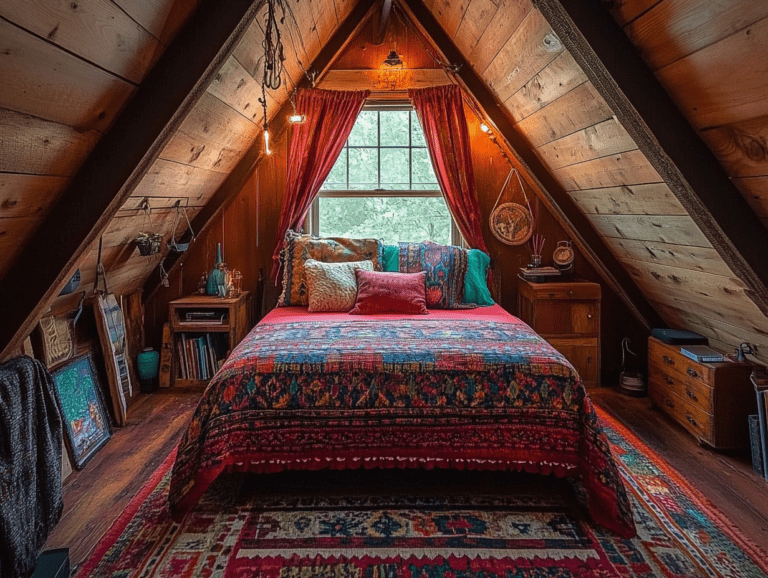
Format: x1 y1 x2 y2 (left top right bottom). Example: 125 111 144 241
168 303 635 537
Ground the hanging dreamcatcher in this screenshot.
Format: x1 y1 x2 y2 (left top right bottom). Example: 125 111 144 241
489 169 534 246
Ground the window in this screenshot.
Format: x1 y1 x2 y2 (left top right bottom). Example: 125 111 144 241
310 106 459 245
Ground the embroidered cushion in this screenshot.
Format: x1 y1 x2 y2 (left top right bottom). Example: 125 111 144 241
349 270 428 315
278 230 383 307
398 240 470 309
382 244 399 272
305 259 374 312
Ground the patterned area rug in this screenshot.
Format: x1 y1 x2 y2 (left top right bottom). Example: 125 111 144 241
77 408 768 577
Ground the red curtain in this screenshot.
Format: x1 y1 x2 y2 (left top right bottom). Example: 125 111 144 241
409 84 489 253
271 88 370 277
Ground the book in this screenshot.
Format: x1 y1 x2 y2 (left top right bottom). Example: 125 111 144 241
679 345 724 363
757 389 768 481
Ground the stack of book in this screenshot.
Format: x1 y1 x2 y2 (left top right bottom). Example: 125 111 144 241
519 266 561 283
679 345 724 363
177 333 227 381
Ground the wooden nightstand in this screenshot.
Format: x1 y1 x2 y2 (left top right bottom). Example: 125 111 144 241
517 277 601 388
648 337 755 448
168 292 251 387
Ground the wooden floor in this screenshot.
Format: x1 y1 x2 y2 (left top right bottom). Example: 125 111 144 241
46 387 768 573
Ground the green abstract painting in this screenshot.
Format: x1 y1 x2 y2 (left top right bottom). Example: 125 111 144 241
52 354 112 469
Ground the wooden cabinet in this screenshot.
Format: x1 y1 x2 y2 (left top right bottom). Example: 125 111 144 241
648 337 755 449
168 292 251 387
517 278 601 388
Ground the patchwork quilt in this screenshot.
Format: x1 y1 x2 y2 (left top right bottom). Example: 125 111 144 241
169 305 635 538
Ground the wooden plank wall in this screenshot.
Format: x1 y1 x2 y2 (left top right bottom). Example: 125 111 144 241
428 0 768 363
0 0 199 288
1 0 354 328
144 11 649 384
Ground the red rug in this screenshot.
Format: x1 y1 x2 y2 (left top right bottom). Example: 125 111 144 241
77 408 768 577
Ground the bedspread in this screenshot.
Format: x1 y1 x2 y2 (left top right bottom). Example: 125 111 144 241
169 305 635 537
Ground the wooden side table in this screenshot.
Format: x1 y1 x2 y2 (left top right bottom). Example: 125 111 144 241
517 277 601 388
168 292 250 387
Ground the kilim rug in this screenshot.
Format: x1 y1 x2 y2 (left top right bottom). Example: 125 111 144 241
77 407 768 577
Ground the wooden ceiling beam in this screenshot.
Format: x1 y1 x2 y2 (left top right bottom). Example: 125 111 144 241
374 0 394 45
143 0 379 302
0 0 264 360
533 0 768 318
397 0 663 331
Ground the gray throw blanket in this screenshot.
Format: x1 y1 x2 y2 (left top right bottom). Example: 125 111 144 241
0 356 63 578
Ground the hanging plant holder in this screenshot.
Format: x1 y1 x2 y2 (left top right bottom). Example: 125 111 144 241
133 199 164 256
134 232 163 256
168 200 195 253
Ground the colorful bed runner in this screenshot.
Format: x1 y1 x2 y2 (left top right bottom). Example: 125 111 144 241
77 408 768 577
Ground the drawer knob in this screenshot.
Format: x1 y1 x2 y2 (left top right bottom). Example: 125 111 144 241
686 367 699 378
663 373 674 385
686 414 698 428
587 313 593 319
665 398 674 408
568 290 573 297
663 355 674 365
686 389 698 402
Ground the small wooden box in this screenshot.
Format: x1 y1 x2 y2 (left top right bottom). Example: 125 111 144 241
517 277 601 388
648 336 756 449
168 292 251 387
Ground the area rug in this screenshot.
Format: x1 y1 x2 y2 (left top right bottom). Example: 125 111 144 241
77 408 768 577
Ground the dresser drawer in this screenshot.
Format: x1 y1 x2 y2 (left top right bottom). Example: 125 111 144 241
532 301 599 336
648 339 714 385
649 381 713 442
648 361 713 414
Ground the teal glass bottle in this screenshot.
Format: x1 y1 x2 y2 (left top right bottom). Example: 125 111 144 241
206 243 225 296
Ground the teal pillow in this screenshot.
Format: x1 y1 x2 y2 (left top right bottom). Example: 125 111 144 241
463 249 494 306
382 244 399 272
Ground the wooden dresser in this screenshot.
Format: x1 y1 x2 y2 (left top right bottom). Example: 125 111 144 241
517 278 601 388
648 337 755 448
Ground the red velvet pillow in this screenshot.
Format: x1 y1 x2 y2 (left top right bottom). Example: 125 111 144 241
350 270 428 315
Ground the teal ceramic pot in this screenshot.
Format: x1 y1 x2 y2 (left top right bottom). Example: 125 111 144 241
136 348 160 380
206 243 225 296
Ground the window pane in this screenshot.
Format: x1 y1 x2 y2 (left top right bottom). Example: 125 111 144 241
411 183 441 191
318 196 452 245
321 149 348 190
412 148 438 184
380 111 409 146
348 111 378 146
411 111 426 146
348 147 378 188
380 148 410 188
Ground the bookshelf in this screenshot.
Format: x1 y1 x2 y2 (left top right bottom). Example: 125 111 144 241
168 292 250 387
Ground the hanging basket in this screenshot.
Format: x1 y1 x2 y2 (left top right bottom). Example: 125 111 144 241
134 232 164 256
489 202 533 246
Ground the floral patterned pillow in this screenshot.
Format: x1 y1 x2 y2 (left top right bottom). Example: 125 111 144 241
305 259 374 312
277 230 383 307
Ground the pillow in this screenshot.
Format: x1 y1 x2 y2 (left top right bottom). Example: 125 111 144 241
398 240 470 309
350 270 428 315
382 244 399 272
463 249 494 306
277 230 383 307
305 259 374 312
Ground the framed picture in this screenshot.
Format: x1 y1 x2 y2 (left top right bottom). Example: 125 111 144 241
52 353 113 470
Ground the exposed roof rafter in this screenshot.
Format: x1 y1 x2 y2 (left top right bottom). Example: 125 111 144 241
0 0 264 360
533 0 768 318
398 0 663 331
374 0 394 45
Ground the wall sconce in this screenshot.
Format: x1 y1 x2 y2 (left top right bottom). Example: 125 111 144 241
382 50 404 68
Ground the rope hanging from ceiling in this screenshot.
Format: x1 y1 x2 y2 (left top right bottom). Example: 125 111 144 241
261 0 286 90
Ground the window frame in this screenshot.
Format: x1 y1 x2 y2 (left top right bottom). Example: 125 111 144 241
309 101 461 246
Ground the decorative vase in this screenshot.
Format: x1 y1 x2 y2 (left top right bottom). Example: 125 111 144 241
137 347 160 393
206 243 226 296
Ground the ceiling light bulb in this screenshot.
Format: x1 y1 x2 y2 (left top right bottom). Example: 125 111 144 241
480 123 490 133
288 113 306 124
264 128 271 155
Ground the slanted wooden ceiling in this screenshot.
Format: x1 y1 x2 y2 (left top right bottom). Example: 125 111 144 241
1 0 768 364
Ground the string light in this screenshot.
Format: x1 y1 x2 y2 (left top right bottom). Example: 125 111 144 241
288 113 306 124
480 123 490 133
